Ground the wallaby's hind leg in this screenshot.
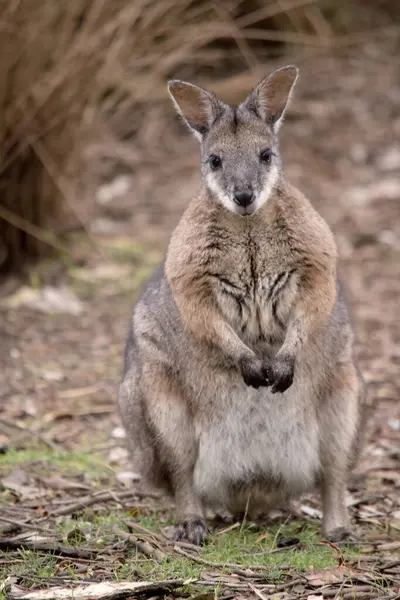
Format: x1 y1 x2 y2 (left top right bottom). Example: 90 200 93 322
319 363 363 542
141 363 206 545
118 369 161 490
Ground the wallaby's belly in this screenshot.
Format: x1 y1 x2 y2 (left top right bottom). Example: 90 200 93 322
193 383 321 512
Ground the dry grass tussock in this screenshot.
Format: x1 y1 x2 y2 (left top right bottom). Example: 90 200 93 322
0 0 398 273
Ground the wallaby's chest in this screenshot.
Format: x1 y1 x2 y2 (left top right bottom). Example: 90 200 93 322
215 236 298 342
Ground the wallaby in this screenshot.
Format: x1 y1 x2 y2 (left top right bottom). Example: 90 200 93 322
118 65 364 545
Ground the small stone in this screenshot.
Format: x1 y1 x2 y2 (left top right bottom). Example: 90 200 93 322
32 286 84 316
111 426 126 439
378 230 398 247
96 175 131 205
91 218 122 236
41 370 65 383
116 471 141 486
108 447 128 463
388 418 400 432
378 146 400 171
350 143 367 164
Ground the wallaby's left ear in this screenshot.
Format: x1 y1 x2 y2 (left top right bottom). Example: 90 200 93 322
241 65 298 131
168 80 225 141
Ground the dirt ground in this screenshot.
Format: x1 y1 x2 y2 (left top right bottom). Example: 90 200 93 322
1 48 399 599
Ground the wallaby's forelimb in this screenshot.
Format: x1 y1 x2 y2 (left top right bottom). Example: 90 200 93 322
272 265 337 393
167 271 271 388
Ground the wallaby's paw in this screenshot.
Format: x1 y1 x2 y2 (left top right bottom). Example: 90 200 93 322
239 357 271 389
325 527 359 546
265 355 295 394
173 516 207 546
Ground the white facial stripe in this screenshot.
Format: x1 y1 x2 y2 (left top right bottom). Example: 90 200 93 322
206 173 233 212
254 162 279 211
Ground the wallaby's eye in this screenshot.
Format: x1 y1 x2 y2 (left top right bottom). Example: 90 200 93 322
260 149 273 164
209 155 222 170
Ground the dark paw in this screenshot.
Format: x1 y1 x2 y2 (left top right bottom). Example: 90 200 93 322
325 527 358 546
173 516 206 546
265 355 295 394
239 356 271 389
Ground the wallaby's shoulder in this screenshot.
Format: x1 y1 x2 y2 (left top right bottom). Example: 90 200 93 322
165 190 229 281
276 179 337 263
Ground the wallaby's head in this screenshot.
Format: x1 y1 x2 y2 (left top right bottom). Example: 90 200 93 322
168 66 298 216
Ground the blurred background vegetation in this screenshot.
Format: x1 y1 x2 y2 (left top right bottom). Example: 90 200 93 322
0 0 399 276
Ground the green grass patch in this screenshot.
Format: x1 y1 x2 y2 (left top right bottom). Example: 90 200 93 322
104 238 161 267
0 551 61 596
106 240 147 264
0 446 114 483
54 511 363 582
0 508 364 598
129 519 362 582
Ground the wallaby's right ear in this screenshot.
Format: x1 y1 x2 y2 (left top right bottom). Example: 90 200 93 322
168 80 225 141
241 66 298 132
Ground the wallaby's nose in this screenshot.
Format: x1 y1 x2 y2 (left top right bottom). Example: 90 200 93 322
234 190 254 207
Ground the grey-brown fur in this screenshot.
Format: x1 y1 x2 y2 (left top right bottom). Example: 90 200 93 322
118 66 364 545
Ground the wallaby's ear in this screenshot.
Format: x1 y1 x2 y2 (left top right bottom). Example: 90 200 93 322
241 65 298 132
168 80 225 140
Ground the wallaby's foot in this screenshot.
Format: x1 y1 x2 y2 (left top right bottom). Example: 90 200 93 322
325 526 351 543
173 516 207 545
324 526 359 546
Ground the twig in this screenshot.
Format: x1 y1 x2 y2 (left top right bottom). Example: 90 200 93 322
173 545 265 578
216 521 241 536
1 490 161 537
45 488 160 518
122 519 166 542
0 538 97 559
194 578 306 592
0 207 72 258
270 515 291 551
123 518 200 552
0 516 52 535
114 526 165 563
261 577 306 592
248 582 269 600
5 579 185 600
320 586 395 599
320 539 344 566
240 492 251 533
380 560 400 571
236 0 320 28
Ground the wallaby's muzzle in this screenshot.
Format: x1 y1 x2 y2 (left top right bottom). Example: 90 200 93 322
234 189 254 208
